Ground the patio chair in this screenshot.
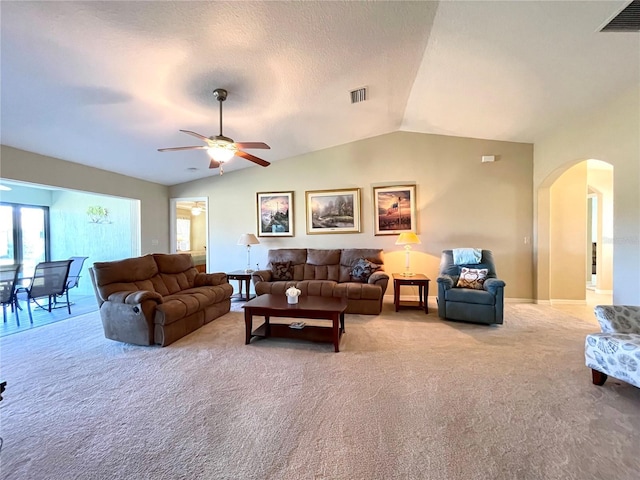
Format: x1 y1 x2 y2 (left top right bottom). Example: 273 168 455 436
15 260 73 323
0 264 21 325
53 256 89 309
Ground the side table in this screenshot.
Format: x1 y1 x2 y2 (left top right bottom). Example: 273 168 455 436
226 270 254 302
393 273 430 314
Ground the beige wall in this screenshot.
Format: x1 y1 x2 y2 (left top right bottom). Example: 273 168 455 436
534 86 640 305
549 163 587 301
170 131 534 299
191 213 207 252
0 145 170 255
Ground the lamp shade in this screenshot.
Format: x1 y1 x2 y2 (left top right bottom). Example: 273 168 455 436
237 233 260 246
395 232 421 245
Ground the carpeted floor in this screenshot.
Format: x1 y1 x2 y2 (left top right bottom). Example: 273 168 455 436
0 303 638 480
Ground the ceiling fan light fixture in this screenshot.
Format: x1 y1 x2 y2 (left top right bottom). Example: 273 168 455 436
158 88 270 171
207 138 237 163
191 203 203 216
207 146 236 163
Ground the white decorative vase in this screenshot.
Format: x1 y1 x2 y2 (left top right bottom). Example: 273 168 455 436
286 286 301 305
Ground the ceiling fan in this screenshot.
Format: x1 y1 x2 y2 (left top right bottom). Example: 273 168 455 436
158 88 270 174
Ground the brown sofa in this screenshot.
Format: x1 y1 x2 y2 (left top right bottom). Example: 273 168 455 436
251 248 389 314
89 253 233 346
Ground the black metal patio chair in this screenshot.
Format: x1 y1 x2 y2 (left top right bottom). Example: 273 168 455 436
53 256 89 310
16 260 73 323
0 264 21 325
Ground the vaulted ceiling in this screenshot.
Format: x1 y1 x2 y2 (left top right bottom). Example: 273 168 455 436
1 1 638 186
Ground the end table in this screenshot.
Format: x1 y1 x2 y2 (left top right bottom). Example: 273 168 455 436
226 270 254 302
393 273 430 314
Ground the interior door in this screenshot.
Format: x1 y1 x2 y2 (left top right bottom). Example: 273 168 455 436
170 197 209 272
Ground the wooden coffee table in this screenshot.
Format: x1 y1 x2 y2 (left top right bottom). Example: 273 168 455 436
243 294 348 352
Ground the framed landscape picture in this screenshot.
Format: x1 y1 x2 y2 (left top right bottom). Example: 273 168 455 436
256 191 294 237
373 185 416 235
305 188 361 234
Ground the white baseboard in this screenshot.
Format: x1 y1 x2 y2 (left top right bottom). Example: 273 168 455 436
505 298 534 304
535 299 552 305
550 299 587 305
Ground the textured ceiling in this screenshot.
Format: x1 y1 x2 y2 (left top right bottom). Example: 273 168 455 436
1 1 638 186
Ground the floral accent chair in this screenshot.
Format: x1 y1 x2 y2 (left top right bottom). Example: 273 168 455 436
585 305 640 389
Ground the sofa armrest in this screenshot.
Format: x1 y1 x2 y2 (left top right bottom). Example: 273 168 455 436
107 290 163 305
195 272 227 287
368 271 389 287
483 278 506 296
251 269 272 285
594 305 640 334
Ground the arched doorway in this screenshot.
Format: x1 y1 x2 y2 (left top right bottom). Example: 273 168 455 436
536 159 613 309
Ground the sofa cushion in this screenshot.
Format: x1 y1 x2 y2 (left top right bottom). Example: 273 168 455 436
350 258 381 282
156 285 230 326
297 280 336 297
161 271 198 295
93 254 158 286
272 261 294 281
267 249 307 281
153 253 194 274
333 282 383 300
456 267 488 290
303 264 340 281
307 249 341 265
92 255 162 301
255 280 297 296
339 249 385 282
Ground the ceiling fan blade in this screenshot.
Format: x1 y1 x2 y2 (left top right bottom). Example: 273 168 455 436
179 130 211 142
158 146 208 152
236 150 270 167
208 159 221 169
235 142 270 150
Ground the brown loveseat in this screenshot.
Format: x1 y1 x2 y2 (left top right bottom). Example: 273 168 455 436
90 253 233 347
251 248 389 314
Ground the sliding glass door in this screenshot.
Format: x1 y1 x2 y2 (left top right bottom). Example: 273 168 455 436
0 203 49 276
0 205 15 266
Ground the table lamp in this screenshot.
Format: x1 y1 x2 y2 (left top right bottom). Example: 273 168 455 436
237 234 260 273
395 232 421 276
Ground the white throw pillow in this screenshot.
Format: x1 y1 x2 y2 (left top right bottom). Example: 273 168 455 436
456 267 488 290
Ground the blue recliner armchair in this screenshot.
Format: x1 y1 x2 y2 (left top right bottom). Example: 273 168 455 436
436 249 505 325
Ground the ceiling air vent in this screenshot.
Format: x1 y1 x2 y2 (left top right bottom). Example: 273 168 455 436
350 87 367 104
601 0 640 32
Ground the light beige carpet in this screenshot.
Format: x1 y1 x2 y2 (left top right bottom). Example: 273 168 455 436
1 303 638 480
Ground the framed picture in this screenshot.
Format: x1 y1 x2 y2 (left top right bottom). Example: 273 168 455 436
373 185 417 235
256 191 294 237
305 188 361 234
